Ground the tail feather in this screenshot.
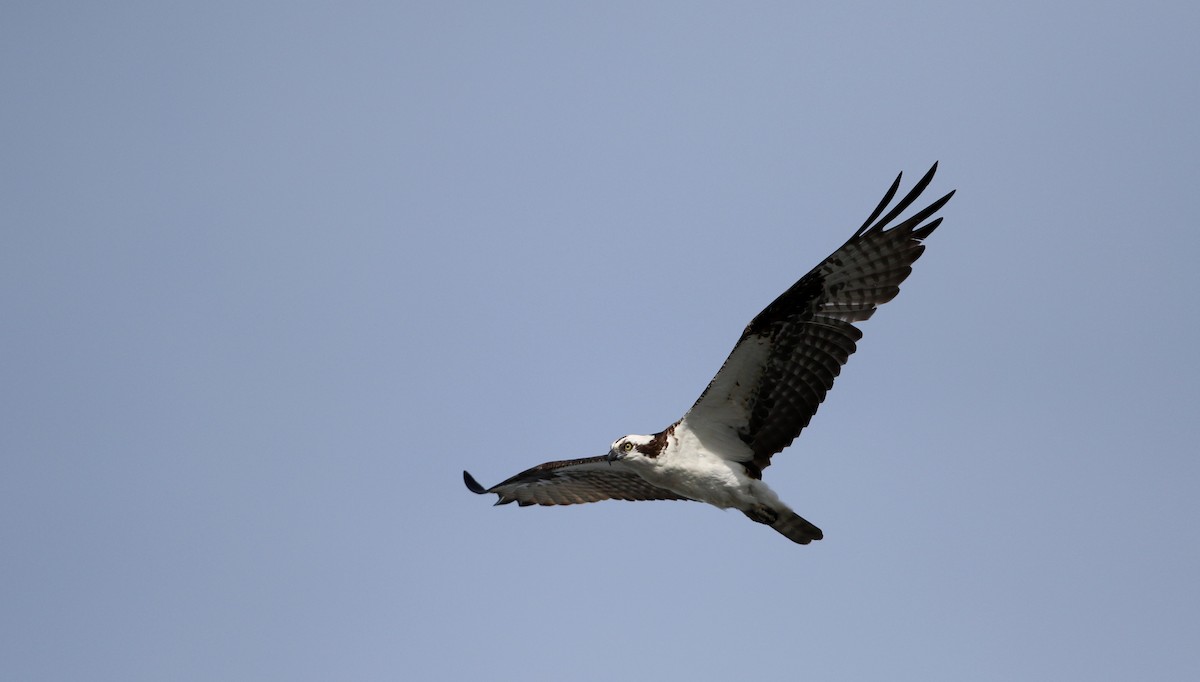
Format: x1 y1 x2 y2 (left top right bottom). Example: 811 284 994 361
743 505 824 545
770 510 824 545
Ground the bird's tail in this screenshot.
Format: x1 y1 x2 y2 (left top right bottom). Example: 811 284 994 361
743 504 824 544
770 510 824 545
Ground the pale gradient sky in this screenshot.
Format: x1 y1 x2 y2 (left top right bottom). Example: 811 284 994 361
3 2 1199 680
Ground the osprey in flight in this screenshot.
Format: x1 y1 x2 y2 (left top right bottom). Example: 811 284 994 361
464 164 954 544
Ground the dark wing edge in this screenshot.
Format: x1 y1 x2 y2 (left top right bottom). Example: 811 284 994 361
686 163 955 475
852 162 955 241
463 456 692 507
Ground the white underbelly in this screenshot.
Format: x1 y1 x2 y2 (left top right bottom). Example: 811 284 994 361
640 451 755 509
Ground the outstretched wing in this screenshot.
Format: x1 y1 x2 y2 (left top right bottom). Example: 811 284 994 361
463 457 692 506
684 163 955 478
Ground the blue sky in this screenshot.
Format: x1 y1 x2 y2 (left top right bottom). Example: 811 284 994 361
3 2 1198 680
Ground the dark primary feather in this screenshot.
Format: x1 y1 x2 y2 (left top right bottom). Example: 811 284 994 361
686 163 955 478
463 457 691 507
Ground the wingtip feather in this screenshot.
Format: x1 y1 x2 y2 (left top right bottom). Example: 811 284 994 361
855 170 903 237
855 162 951 238
463 470 488 494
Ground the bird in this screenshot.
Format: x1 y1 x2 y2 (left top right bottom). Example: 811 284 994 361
463 163 954 544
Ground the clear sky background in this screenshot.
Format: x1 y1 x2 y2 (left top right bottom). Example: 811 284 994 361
3 2 1198 680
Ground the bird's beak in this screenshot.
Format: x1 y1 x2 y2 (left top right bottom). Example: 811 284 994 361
605 449 622 465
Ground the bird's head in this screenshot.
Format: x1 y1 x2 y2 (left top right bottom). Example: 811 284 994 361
605 434 657 464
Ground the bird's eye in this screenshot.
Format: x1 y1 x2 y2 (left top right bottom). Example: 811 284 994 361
621 441 634 453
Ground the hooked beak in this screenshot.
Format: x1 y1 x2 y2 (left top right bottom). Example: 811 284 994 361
605 449 623 465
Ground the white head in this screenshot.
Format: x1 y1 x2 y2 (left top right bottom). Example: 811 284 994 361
605 432 666 464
